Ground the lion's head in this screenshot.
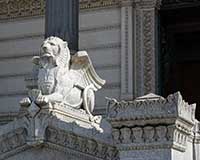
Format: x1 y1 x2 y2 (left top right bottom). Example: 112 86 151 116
39 36 70 68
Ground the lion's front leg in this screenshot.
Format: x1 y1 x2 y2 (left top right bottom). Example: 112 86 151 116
35 92 63 106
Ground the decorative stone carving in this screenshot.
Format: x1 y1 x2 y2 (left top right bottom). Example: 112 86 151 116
132 127 143 143
107 92 196 152
120 127 131 144
0 35 120 159
107 92 195 124
143 126 155 143
133 0 161 96
0 100 118 159
0 0 45 21
21 36 105 121
0 0 121 21
112 129 121 144
46 127 118 160
155 126 167 142
0 128 26 156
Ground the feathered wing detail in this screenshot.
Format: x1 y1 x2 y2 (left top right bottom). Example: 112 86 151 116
70 51 106 91
70 51 105 121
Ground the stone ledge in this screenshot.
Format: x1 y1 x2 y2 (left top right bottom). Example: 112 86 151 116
0 102 118 159
107 92 196 125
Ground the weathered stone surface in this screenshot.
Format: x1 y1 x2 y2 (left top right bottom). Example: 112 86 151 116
107 92 198 160
0 101 118 160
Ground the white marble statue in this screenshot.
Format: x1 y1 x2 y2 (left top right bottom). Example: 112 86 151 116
20 36 105 120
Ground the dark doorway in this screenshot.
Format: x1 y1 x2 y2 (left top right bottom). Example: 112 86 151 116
160 6 200 120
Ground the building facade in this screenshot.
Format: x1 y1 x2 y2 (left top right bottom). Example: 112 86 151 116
0 0 200 159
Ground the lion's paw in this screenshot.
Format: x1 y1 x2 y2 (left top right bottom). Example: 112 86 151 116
35 96 49 106
19 97 31 107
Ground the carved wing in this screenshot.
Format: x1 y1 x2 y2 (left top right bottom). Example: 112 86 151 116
70 51 106 91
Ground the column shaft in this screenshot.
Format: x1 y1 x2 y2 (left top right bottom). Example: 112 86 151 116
45 0 79 52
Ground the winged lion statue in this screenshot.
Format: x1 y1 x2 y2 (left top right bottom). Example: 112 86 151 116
20 36 105 121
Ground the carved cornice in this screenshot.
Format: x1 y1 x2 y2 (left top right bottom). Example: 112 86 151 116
0 0 121 21
107 92 196 124
46 127 119 160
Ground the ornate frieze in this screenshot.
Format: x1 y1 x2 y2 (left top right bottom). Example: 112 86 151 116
46 127 119 160
0 0 45 21
0 0 121 21
80 0 120 10
111 124 188 151
0 128 27 159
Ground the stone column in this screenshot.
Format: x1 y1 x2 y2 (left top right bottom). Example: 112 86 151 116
120 0 134 100
133 0 161 96
45 0 79 52
107 92 196 160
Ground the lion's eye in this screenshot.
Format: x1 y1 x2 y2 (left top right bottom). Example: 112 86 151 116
50 42 55 46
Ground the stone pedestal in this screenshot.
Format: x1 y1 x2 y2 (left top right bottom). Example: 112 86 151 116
107 92 196 160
